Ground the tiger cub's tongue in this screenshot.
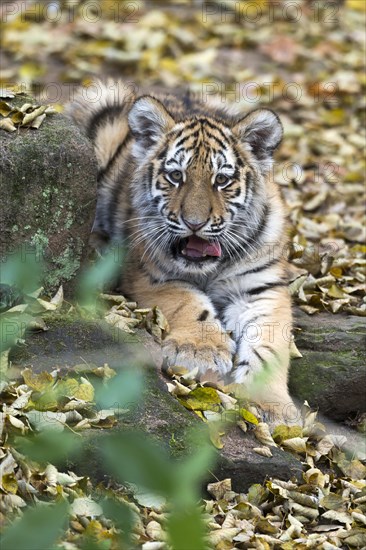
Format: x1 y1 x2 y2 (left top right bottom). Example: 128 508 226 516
185 235 221 258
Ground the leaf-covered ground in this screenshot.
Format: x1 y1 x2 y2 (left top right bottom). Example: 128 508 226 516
1 0 365 314
2 337 366 549
1 1 365 548
1 286 365 549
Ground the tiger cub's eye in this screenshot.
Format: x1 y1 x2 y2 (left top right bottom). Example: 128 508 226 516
169 170 183 184
215 174 229 187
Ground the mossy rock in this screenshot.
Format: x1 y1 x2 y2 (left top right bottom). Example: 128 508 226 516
0 94 97 295
11 315 302 492
290 312 366 420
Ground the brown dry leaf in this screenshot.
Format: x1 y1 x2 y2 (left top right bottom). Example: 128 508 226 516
22 368 54 392
281 436 308 454
254 423 277 447
260 36 298 64
0 118 16 132
253 446 273 458
321 493 345 511
207 479 232 500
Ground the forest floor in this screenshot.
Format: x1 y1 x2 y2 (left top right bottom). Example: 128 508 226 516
0 1 365 548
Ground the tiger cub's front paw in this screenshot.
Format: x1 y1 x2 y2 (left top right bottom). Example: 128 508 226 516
162 333 235 380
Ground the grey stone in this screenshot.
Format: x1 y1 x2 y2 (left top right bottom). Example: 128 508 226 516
290 311 366 421
10 316 302 492
0 94 97 295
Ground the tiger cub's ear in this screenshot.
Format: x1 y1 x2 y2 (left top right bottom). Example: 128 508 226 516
233 109 283 171
128 96 175 158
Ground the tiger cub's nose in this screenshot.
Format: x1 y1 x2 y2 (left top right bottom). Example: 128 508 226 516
182 217 208 231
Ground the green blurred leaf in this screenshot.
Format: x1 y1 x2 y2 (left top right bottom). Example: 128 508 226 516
78 246 124 310
102 497 135 548
0 312 34 353
96 368 143 410
0 284 24 313
1 500 68 550
103 432 175 497
177 429 214 489
14 430 82 465
167 505 207 550
0 249 43 295
175 427 215 504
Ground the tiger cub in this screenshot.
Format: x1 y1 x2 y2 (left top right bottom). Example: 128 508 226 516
68 81 296 423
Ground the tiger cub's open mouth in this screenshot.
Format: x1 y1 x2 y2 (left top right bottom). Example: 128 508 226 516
175 235 222 262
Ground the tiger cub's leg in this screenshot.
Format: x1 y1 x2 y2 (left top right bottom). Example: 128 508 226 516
134 279 235 377
222 287 298 424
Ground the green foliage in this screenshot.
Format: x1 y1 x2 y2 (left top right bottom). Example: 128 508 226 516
95 368 144 410
1 501 69 550
1 247 215 550
14 430 83 466
102 497 136 548
103 426 215 549
78 246 125 313
167 507 208 550
0 250 44 363
0 248 43 295
104 432 177 497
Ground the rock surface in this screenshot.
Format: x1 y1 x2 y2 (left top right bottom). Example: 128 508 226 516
291 311 366 421
0 94 97 294
10 316 302 492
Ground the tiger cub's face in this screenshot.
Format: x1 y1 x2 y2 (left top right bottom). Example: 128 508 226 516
128 97 283 275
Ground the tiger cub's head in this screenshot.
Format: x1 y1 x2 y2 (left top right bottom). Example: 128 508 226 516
128 96 283 275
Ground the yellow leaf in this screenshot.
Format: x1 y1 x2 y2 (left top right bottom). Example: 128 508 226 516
50 286 64 309
281 437 308 453
338 458 366 480
0 349 9 376
19 103 34 113
10 111 24 124
253 446 273 458
0 101 12 116
85 519 111 540
290 341 303 358
322 108 346 126
31 114 46 129
2 474 18 494
35 297 57 311
8 414 26 432
239 408 259 425
22 368 54 391
92 364 116 379
22 105 48 126
327 284 348 298
329 267 343 278
181 387 221 411
153 306 169 332
304 467 327 487
272 424 303 444
74 379 94 402
19 62 45 81
346 0 366 11
104 311 140 333
56 378 79 398
209 422 225 449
